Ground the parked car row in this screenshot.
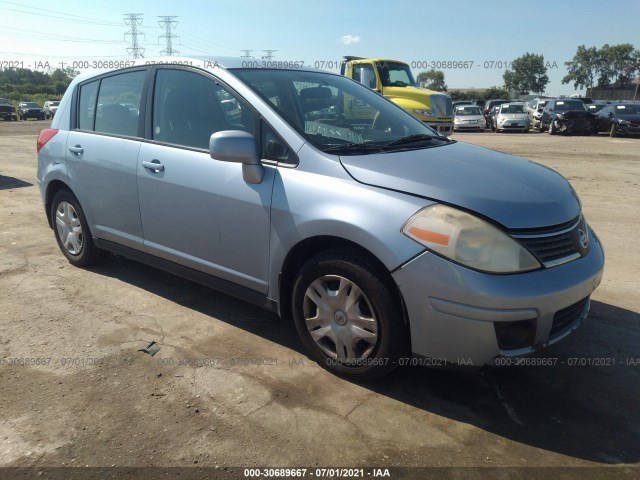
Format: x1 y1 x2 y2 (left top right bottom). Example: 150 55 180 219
0 100 61 121
453 97 640 137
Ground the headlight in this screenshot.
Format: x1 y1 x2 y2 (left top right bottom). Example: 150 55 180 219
402 204 541 273
619 119 631 125
454 117 462 123
414 109 433 117
555 113 564 120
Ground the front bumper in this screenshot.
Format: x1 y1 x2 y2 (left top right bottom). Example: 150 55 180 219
423 121 454 136
21 111 45 119
618 123 640 135
554 118 595 134
454 121 485 131
392 227 604 366
497 121 529 131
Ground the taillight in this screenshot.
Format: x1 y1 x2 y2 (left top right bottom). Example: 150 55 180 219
37 128 58 152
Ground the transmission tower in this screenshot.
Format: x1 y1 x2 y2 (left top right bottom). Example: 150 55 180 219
158 16 180 56
261 50 277 60
240 50 253 58
124 13 145 59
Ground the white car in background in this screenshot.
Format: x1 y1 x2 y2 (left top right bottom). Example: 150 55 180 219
44 100 60 119
494 102 530 133
453 105 486 132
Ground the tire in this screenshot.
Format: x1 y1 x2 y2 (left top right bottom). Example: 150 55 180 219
610 123 618 138
548 121 556 135
291 248 407 380
51 189 107 267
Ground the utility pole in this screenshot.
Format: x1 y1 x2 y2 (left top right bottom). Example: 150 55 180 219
158 16 180 56
124 13 145 59
261 50 277 60
240 50 253 58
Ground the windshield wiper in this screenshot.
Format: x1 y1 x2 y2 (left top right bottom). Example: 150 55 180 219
322 143 383 154
382 134 447 149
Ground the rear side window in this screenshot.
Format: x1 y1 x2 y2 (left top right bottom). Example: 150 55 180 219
94 71 145 137
152 69 256 150
78 80 99 130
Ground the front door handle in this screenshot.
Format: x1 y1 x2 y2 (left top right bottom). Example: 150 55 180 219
68 145 83 155
142 159 165 172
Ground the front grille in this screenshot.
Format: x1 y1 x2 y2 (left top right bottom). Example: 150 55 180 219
518 231 577 263
551 297 589 337
511 216 587 267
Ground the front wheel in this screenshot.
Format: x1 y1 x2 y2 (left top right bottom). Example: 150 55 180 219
51 189 107 267
548 121 557 135
291 249 407 380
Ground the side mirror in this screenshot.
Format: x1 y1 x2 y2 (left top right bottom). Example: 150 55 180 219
360 68 375 89
608 112 614 117
209 130 264 184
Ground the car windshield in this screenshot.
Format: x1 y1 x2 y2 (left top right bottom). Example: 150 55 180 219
500 104 525 114
25 102 40 108
50 101 60 106
555 101 586 112
375 61 416 87
614 104 640 114
456 106 481 115
232 69 449 154
539 101 548 108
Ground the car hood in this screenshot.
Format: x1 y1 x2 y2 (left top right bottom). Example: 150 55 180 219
339 142 580 229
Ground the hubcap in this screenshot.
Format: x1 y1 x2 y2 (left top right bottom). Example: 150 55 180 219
303 275 378 362
55 201 83 255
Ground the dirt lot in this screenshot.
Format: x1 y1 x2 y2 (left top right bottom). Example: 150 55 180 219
0 121 639 478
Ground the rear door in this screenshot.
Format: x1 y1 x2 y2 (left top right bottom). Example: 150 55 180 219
137 67 275 294
66 68 148 250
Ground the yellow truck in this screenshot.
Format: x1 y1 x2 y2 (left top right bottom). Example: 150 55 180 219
340 56 454 136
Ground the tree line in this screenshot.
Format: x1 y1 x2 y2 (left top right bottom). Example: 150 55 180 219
417 43 639 98
0 67 78 103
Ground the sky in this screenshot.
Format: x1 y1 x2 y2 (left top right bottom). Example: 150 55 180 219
1 0 639 96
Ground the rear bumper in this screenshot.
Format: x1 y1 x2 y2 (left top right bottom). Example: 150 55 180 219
392 227 604 366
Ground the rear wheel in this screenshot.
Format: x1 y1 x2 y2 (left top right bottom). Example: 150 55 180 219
51 189 107 267
291 249 407 380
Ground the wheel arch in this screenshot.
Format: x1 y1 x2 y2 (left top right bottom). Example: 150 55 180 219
277 235 410 335
45 179 74 228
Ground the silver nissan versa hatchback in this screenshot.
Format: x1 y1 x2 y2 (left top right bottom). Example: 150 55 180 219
37 57 604 379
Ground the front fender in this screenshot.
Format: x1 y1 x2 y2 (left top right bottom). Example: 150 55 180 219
267 148 429 301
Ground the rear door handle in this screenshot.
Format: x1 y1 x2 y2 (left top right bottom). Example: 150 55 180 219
68 145 83 155
142 159 165 172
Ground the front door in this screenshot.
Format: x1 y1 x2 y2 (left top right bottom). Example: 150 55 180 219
137 68 274 294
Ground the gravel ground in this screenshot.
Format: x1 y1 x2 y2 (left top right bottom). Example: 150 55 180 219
0 121 639 479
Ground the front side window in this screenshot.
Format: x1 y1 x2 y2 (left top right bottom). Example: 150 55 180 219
152 68 255 150
94 71 145 136
233 69 449 155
